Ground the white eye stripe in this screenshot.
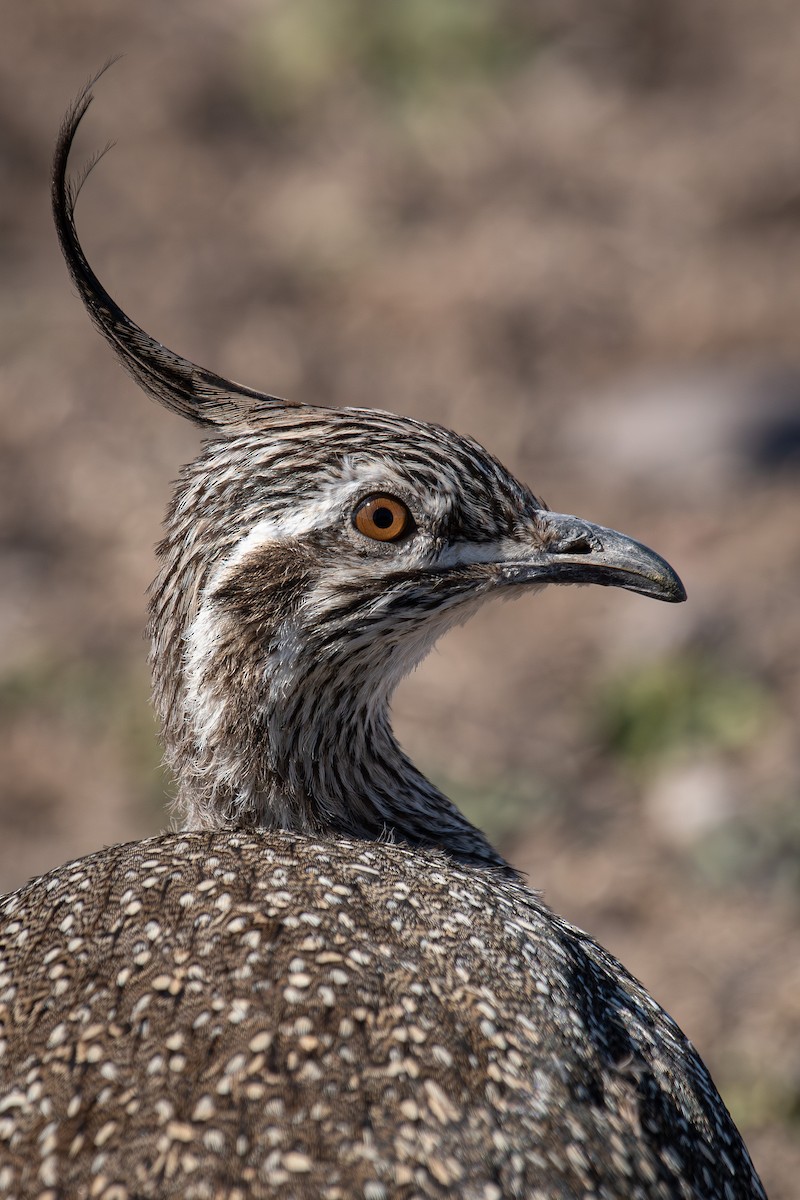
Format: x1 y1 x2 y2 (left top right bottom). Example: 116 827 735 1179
433 538 520 569
220 506 331 574
213 475 423 587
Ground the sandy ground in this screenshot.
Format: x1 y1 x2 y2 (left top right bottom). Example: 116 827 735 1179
2 3 800 1193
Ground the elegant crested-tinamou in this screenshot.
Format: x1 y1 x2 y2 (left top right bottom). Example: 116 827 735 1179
0 74 766 1200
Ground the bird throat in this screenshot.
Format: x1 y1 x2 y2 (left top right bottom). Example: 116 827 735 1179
149 530 511 874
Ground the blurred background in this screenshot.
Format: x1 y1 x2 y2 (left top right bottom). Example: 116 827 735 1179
3 1 800 1191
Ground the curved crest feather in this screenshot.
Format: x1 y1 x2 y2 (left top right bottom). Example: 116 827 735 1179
52 62 298 428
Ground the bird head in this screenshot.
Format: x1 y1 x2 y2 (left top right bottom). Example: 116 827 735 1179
53 74 684 871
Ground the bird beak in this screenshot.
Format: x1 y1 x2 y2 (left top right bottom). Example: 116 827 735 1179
499 511 687 603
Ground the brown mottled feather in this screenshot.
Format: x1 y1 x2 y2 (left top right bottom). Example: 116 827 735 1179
1 834 764 1199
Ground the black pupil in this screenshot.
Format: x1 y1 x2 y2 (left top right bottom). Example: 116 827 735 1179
373 505 395 530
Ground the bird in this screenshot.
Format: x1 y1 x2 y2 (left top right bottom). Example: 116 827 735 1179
0 72 766 1200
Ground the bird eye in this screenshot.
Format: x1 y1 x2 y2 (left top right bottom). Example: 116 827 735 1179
353 495 413 542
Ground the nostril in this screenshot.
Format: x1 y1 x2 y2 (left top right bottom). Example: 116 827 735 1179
563 534 595 554
546 522 601 555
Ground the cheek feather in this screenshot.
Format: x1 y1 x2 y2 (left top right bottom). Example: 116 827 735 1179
183 535 316 755
183 599 229 753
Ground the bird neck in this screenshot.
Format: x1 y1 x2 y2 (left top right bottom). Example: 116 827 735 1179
167 659 508 873
148 529 511 874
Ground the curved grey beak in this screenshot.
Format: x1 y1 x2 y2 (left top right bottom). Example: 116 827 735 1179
502 512 687 603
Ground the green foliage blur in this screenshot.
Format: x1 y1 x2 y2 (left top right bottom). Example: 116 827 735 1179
244 0 540 116
595 656 772 770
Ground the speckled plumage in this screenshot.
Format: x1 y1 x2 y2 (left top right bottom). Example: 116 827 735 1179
1 834 764 1200
0 72 765 1199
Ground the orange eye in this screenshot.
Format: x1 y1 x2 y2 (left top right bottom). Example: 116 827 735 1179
354 495 413 542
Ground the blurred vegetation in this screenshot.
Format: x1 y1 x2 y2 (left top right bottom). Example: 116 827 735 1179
724 1074 800 1134
244 0 540 118
0 658 167 816
594 656 773 771
692 795 800 899
594 657 800 899
442 773 552 847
